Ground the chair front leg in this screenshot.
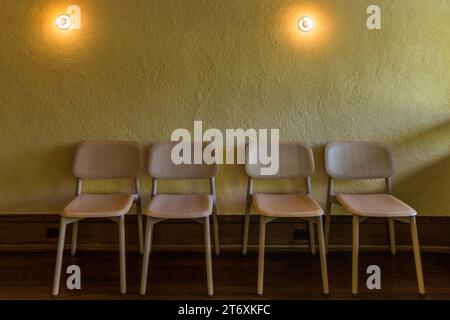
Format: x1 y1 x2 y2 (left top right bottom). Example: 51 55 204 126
316 216 329 294
257 216 266 295
53 217 67 297
140 218 154 296
410 216 425 295
118 215 126 294
204 216 214 296
352 215 360 295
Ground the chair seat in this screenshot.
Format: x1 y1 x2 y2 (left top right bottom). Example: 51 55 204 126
144 194 213 219
62 194 135 218
253 193 324 218
336 194 416 217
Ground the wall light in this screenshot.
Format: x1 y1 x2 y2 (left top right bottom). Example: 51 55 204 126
55 14 72 30
55 5 81 31
298 16 314 32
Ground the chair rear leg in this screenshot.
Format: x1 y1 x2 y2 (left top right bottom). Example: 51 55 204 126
388 218 396 255
70 221 78 256
118 215 126 294
352 215 360 295
136 199 144 255
324 192 332 252
212 206 220 256
242 204 251 255
324 214 331 253
309 221 316 255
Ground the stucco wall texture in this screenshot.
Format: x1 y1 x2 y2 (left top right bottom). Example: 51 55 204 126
0 0 449 215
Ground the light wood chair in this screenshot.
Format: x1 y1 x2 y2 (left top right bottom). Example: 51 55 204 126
324 141 425 295
243 142 329 296
140 142 219 296
52 141 143 296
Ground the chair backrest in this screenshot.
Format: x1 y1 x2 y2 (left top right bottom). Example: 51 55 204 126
73 141 142 179
325 141 395 180
245 142 315 179
149 142 218 180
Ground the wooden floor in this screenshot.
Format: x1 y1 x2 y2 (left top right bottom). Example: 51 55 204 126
0 250 449 300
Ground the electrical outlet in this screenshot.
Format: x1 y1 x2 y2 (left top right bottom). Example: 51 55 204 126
293 228 309 240
46 227 59 238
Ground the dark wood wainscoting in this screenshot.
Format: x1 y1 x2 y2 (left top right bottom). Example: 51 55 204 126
0 215 449 253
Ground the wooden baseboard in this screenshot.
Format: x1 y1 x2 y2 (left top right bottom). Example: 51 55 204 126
0 215 449 253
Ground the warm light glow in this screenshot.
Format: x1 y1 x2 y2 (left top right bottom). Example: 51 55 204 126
55 14 72 30
298 16 314 32
39 5 88 55
278 4 333 49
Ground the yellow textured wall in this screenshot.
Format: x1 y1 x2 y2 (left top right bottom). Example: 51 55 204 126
0 0 449 215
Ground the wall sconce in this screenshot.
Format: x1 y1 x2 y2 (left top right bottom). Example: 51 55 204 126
55 14 72 30
298 16 314 32
55 5 81 30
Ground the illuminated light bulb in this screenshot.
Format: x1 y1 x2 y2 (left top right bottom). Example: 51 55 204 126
298 16 314 32
55 14 72 30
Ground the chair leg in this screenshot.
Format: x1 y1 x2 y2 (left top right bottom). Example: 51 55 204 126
204 216 214 296
118 215 126 294
316 216 329 294
242 202 251 255
324 213 331 253
388 218 396 256
257 216 266 295
70 221 78 256
140 218 154 296
52 217 67 297
410 216 426 295
308 221 316 256
212 205 220 256
136 199 144 255
324 188 333 253
352 215 359 295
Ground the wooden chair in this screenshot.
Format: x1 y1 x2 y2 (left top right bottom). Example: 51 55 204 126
324 141 425 295
140 142 219 296
243 142 329 295
52 141 143 296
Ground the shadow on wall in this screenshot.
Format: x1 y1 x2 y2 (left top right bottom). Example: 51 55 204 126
393 120 450 215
